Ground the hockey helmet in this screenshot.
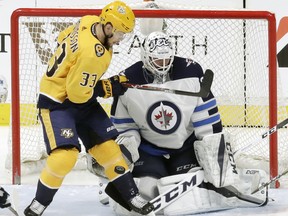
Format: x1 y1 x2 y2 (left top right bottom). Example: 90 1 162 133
141 31 175 80
99 1 135 34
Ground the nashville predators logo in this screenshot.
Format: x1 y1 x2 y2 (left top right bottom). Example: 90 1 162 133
146 101 181 134
117 6 126 14
60 128 74 138
95 44 105 57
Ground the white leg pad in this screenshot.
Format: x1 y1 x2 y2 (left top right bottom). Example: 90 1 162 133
194 132 238 187
156 168 268 216
110 177 157 216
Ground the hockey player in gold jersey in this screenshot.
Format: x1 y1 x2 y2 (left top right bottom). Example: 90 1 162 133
24 1 154 215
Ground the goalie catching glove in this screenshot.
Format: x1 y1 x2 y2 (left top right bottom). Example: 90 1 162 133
95 74 128 98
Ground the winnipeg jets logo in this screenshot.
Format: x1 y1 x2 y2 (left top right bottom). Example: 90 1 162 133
61 128 74 138
147 101 181 134
148 37 171 53
154 103 173 129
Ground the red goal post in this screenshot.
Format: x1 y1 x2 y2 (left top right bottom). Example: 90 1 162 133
10 8 280 185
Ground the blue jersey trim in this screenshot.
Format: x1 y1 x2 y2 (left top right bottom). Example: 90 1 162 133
111 117 135 124
193 114 220 127
194 99 216 112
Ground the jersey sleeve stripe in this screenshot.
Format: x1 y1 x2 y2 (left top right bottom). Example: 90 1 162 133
194 99 216 112
193 114 221 128
110 117 135 124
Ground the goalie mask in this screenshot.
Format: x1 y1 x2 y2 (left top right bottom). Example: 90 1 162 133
141 31 175 83
0 75 8 103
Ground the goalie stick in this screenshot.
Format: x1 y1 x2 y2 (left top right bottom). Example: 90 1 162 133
105 170 204 214
251 169 288 194
122 69 214 98
151 170 204 213
151 171 267 213
105 169 266 214
233 118 288 157
8 206 19 216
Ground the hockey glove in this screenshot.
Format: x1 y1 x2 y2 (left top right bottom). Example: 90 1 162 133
0 187 11 208
95 75 128 98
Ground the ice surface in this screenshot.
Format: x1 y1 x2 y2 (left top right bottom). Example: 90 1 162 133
1 126 288 216
0 184 288 216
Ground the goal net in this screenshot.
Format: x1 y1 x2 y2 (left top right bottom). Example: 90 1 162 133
9 7 288 185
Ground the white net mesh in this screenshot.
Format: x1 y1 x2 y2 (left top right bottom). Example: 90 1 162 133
8 8 288 177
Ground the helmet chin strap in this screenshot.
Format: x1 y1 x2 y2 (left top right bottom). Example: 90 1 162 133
102 24 114 49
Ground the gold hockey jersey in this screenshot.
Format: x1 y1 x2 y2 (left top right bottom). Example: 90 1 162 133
38 15 112 108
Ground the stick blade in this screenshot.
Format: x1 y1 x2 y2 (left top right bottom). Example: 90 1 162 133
8 206 19 216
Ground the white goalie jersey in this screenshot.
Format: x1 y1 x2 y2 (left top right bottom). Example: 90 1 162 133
110 56 223 155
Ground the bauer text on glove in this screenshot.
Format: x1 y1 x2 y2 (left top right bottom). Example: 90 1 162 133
95 75 128 98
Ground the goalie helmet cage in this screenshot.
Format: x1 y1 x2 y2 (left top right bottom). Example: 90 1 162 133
10 8 281 185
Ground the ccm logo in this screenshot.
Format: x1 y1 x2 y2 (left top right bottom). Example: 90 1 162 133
151 175 197 211
226 142 238 174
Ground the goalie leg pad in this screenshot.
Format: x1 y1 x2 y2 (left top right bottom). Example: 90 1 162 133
138 176 159 201
98 177 109 205
157 169 268 216
109 178 156 216
194 132 237 187
233 168 269 206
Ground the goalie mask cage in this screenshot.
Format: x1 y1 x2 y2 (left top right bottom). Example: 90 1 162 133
10 8 287 185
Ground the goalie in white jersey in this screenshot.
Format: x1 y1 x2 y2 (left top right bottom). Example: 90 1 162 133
111 31 222 176
92 31 269 215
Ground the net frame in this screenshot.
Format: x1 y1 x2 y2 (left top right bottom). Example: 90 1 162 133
10 8 277 185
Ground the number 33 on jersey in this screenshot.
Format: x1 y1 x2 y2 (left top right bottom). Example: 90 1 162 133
39 15 113 106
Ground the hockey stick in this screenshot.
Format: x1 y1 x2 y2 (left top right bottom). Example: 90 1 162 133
8 206 19 216
151 170 204 213
251 169 288 194
151 170 265 213
233 118 288 157
105 169 266 214
122 69 214 98
151 172 266 213
105 170 204 214
223 185 267 206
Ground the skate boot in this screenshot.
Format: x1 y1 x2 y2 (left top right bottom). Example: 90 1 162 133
24 199 47 216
